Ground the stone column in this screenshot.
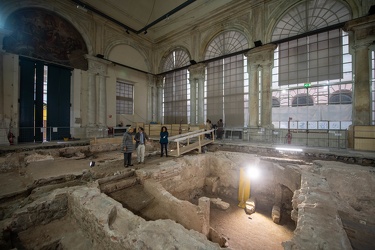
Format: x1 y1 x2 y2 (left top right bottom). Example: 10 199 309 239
146 74 155 123
247 63 259 127
189 77 197 125
0 28 11 116
189 63 206 125
261 62 273 127
98 75 107 126
87 72 96 127
85 55 111 137
197 77 205 124
151 76 158 123
0 28 13 145
246 44 277 128
344 15 375 125
156 75 164 123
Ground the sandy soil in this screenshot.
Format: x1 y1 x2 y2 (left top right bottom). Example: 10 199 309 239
210 198 295 250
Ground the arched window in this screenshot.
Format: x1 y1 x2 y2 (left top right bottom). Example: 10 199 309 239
292 94 314 107
162 49 191 124
271 0 353 129
205 31 248 60
272 97 280 107
162 49 190 72
272 0 351 41
329 90 352 104
204 31 249 127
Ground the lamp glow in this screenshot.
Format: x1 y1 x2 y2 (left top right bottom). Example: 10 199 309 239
246 166 260 180
275 147 303 152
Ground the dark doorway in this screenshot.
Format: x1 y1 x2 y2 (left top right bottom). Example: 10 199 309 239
19 57 71 143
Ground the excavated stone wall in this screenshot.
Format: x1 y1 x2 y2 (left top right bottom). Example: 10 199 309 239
1 145 374 249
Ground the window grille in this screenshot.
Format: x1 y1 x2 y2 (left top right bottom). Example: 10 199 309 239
116 81 133 115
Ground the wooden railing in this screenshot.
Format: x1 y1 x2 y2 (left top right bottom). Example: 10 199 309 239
169 129 215 157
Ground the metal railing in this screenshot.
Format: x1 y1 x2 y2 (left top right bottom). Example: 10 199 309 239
0 126 115 144
0 125 348 149
222 127 348 149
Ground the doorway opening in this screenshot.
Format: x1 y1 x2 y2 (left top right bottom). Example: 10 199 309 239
19 57 71 143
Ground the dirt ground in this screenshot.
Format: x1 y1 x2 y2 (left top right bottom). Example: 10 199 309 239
2 149 295 249
210 199 295 250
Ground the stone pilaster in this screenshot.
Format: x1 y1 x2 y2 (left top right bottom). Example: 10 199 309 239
87 72 96 127
156 75 164 124
0 28 13 145
344 15 375 126
85 55 111 137
98 75 107 127
189 63 206 125
146 74 154 123
261 62 273 128
245 44 277 128
150 75 159 123
189 76 197 125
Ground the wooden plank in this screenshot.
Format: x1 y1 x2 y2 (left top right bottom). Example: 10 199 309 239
354 126 375 138
169 129 205 141
169 139 213 157
149 124 162 137
354 138 375 151
173 129 214 142
354 126 375 132
90 137 122 145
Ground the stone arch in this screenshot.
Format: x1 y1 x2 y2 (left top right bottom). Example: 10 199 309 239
292 93 314 107
104 39 151 73
158 46 192 73
264 0 358 43
202 29 249 60
199 24 251 61
2 6 92 70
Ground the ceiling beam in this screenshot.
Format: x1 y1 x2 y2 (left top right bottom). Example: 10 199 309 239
137 0 196 34
71 0 196 35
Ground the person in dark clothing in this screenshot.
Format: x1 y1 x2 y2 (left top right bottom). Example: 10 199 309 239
205 119 212 139
160 126 169 157
217 119 224 139
122 127 134 167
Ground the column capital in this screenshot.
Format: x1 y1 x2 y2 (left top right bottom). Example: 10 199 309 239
155 75 164 88
188 63 206 80
344 14 375 43
85 55 111 75
245 44 277 66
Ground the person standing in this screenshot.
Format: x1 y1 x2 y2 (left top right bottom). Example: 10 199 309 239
122 127 134 167
160 126 169 157
205 119 212 139
135 127 149 164
217 119 224 139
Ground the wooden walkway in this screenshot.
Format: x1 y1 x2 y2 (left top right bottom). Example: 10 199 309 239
168 129 215 157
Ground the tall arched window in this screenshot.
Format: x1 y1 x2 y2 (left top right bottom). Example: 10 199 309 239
162 49 190 124
271 0 353 130
204 31 248 127
271 0 351 41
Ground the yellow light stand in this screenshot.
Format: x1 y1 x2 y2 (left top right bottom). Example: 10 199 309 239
238 167 251 208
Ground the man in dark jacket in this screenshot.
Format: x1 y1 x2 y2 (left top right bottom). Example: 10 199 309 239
122 127 134 167
134 127 149 164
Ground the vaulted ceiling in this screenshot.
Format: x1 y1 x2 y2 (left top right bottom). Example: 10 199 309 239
70 0 237 42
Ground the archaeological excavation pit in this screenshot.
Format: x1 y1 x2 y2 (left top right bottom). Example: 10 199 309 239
1 150 374 249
